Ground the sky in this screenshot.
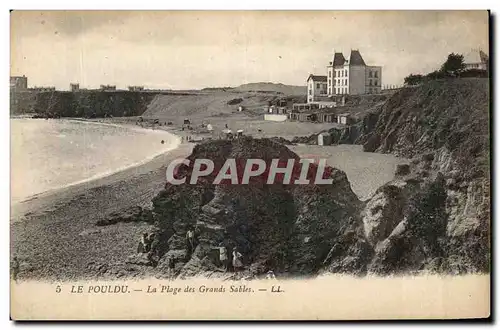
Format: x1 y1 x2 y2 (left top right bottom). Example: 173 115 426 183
10 10 489 90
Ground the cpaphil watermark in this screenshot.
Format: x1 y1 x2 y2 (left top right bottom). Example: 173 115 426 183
165 156 333 185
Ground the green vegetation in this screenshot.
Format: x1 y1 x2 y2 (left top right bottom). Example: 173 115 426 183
404 52 488 86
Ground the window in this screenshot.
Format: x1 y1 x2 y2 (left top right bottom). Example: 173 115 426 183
369 71 373 78
308 89 312 95
328 80 331 86
334 71 336 77
345 79 347 86
369 80 372 86
328 71 331 77
316 83 320 89
328 88 331 94
345 70 348 77
374 80 378 86
374 71 378 78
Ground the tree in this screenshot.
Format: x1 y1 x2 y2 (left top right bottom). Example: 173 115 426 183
440 53 465 76
404 74 424 86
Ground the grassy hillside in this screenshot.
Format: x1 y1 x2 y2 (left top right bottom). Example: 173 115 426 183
141 91 306 120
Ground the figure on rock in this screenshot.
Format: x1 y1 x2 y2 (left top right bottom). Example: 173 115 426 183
147 233 159 267
137 233 151 253
232 247 244 273
186 227 196 255
218 244 229 272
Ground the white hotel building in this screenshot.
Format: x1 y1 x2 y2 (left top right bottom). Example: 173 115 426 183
307 50 382 102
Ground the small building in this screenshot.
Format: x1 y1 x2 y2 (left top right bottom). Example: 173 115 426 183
10 75 28 91
292 103 320 112
100 84 117 91
267 105 286 115
70 83 80 92
463 48 489 71
307 74 328 103
337 113 351 125
318 133 332 146
264 114 288 122
128 86 144 91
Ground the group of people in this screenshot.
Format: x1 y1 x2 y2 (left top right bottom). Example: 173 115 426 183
135 226 276 278
185 225 245 274
217 244 244 273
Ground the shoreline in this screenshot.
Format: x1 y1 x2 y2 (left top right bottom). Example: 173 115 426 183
11 118 198 221
10 117 406 280
11 118 183 206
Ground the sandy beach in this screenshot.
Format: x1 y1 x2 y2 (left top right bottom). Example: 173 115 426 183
10 118 407 281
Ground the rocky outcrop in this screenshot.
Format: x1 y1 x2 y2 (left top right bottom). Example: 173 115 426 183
330 79 490 275
149 137 364 279
95 206 153 226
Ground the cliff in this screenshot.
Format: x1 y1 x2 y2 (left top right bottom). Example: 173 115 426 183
359 78 490 274
10 90 158 118
319 78 489 275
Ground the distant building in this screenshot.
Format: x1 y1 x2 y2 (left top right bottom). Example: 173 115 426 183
326 50 382 95
10 75 28 91
264 105 288 121
100 84 116 91
70 83 80 92
30 86 56 92
307 75 328 103
463 49 489 71
128 86 144 91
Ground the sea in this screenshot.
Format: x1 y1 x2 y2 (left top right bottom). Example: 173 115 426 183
10 119 180 204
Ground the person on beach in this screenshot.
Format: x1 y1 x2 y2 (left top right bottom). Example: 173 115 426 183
219 245 229 272
265 270 277 280
137 233 150 253
232 248 244 272
147 233 159 267
186 227 195 255
168 257 176 280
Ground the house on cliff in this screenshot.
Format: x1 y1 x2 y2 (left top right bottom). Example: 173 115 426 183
307 74 328 103
463 48 489 71
325 49 382 96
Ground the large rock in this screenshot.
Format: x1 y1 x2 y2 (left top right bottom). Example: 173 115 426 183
150 137 363 278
